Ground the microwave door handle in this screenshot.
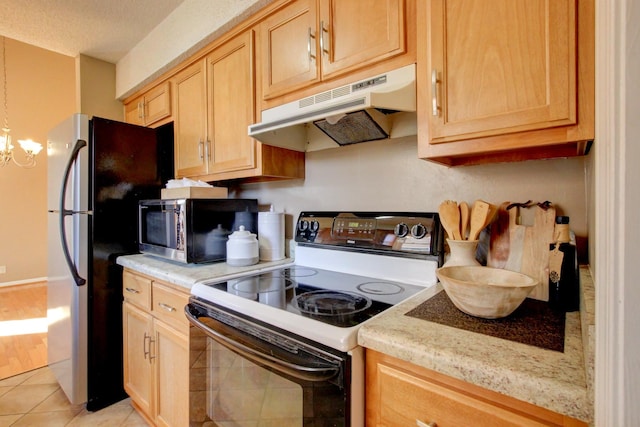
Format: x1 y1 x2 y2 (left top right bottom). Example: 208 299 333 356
59 139 88 286
185 305 340 382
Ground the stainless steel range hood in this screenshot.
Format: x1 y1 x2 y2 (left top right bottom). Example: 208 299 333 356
248 64 416 151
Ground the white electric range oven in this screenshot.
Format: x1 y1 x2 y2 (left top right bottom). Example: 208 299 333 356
186 211 444 427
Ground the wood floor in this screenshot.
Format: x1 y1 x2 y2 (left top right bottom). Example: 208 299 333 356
0 282 48 380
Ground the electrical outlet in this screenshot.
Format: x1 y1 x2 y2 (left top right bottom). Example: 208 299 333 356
0 265 6 274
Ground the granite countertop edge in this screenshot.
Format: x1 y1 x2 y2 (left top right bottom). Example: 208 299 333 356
358 266 594 423
116 253 294 290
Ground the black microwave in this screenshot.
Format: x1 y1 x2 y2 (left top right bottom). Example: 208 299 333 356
138 198 258 264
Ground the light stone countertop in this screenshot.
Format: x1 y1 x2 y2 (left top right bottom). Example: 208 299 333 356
116 253 293 291
358 266 595 424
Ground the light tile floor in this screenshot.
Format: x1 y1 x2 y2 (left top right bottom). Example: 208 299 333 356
0 367 149 427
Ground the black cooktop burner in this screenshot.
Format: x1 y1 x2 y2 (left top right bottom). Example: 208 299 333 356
232 273 296 294
295 290 372 316
279 266 318 278
356 282 405 295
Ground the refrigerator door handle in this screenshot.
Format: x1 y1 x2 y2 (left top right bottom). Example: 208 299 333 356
59 139 88 286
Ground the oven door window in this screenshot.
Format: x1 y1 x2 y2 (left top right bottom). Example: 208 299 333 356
188 301 350 426
208 338 303 425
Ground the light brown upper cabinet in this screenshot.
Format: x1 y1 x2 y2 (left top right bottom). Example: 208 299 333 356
259 0 410 102
172 59 208 178
418 0 594 166
172 32 256 178
124 81 171 128
172 30 305 182
206 30 256 175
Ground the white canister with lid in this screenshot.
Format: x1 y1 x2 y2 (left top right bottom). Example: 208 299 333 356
258 205 285 261
226 226 259 266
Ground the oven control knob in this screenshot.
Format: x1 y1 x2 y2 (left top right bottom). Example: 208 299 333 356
411 223 427 239
298 220 309 231
309 220 320 232
394 222 409 237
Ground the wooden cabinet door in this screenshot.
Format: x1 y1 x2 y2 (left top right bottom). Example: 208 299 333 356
154 320 189 427
319 0 406 80
144 82 171 126
206 30 256 174
123 302 154 419
427 0 576 143
260 0 319 99
124 82 171 127
124 96 145 126
173 60 208 177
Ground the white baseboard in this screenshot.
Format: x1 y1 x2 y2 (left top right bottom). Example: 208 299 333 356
0 277 47 288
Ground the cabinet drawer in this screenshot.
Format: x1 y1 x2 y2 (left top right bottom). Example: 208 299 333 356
122 270 152 310
367 350 586 427
375 364 550 426
151 283 190 332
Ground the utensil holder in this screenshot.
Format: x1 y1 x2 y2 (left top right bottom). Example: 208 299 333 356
443 239 481 267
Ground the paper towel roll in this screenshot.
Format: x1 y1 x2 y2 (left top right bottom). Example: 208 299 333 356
258 207 285 261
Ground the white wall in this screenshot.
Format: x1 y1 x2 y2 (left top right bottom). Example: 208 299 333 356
115 0 272 98
0 38 75 285
594 0 640 424
76 54 123 120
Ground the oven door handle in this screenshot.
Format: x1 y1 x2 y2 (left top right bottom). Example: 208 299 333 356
185 305 341 382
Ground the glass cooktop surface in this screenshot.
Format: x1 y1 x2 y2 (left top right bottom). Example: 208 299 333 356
201 266 425 328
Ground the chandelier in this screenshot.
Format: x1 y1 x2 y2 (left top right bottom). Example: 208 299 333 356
0 36 42 168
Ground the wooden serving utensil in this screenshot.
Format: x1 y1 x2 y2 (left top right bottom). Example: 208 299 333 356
439 200 462 240
468 200 495 241
459 201 470 240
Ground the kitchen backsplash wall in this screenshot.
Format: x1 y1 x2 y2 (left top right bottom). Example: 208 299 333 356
235 136 589 254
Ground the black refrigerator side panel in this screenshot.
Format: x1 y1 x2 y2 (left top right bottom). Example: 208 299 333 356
87 117 174 411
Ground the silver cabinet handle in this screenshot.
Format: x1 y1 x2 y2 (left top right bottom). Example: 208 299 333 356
125 287 140 294
205 140 211 161
158 302 176 312
143 332 150 359
431 69 440 116
308 27 316 61
320 21 329 55
416 421 437 427
198 139 204 160
137 102 143 119
148 334 156 361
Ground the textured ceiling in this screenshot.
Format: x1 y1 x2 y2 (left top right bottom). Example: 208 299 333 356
0 0 185 64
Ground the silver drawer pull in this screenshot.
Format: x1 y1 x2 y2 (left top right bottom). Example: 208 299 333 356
158 302 176 312
308 27 316 61
417 421 437 427
143 332 150 359
125 287 140 294
320 20 329 55
431 69 440 116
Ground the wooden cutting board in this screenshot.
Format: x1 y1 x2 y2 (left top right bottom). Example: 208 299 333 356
521 205 556 301
488 203 556 301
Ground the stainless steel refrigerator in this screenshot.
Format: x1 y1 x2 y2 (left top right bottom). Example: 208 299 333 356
46 113 173 411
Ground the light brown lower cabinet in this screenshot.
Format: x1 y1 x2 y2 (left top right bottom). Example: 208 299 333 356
122 269 189 427
366 349 587 427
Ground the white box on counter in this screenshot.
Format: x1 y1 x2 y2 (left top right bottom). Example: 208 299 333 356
160 187 228 199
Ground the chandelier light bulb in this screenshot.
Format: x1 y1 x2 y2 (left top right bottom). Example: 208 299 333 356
18 139 43 156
